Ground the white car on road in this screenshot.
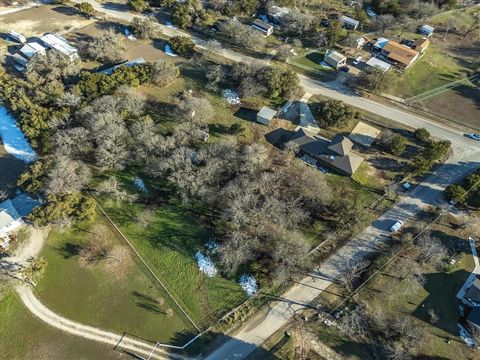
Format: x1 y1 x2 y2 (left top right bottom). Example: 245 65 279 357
390 220 404 233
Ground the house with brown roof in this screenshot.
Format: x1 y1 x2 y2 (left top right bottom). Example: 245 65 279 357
412 38 430 53
381 41 419 68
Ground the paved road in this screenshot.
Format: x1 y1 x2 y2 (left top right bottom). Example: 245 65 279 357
38 2 480 358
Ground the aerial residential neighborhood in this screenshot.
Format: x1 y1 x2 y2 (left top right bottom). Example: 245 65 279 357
0 0 479 359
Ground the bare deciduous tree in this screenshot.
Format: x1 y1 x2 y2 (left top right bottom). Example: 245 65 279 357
174 96 214 124
44 155 91 195
148 59 179 87
82 28 126 63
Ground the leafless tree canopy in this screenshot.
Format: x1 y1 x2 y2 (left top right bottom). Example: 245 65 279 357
81 28 126 63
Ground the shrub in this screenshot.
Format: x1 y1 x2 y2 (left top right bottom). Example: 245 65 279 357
75 2 95 17
127 0 148 12
414 128 430 141
444 184 467 204
169 36 195 56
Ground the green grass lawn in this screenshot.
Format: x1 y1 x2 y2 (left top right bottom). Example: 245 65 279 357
99 196 247 328
0 290 126 360
385 44 471 98
289 51 338 81
34 216 194 345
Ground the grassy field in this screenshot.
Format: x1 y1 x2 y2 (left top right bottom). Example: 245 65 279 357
421 79 480 129
99 194 248 328
34 214 195 345
385 42 471 98
383 7 480 99
0 290 127 360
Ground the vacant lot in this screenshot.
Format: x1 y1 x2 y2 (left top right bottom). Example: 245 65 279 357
0 5 93 37
34 213 195 345
99 193 247 328
0 290 127 360
421 80 480 129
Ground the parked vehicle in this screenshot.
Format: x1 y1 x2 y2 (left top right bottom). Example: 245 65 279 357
340 66 350 73
353 56 362 65
465 133 480 141
321 19 330 27
390 220 404 233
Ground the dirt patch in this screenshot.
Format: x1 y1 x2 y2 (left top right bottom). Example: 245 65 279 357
0 5 92 37
421 84 480 129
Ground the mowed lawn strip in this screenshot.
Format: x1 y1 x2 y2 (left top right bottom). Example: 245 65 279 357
34 216 193 344
100 198 247 328
0 290 126 359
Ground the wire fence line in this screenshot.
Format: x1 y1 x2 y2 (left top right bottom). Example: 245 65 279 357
93 198 202 334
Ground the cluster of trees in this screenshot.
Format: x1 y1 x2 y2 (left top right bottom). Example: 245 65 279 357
314 100 360 128
172 0 215 29
169 36 195 55
141 96 349 281
444 170 480 206
219 19 266 52
206 61 299 99
2 49 179 225
377 129 407 156
75 2 95 17
412 138 451 175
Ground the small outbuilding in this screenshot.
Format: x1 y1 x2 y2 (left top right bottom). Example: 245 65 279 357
418 24 434 37
7 31 26 44
256 106 277 125
251 19 274 36
324 49 347 69
412 38 430 53
341 15 360 30
19 42 47 59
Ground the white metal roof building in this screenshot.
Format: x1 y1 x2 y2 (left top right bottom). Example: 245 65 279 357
324 49 347 69
8 31 26 44
366 57 391 72
419 24 434 37
341 16 359 30
19 42 46 59
257 106 277 125
40 33 78 61
98 58 146 75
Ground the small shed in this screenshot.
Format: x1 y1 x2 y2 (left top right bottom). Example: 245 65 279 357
418 24 434 37
366 57 391 72
341 15 359 30
257 106 277 125
251 19 274 36
324 49 347 69
412 38 430 53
